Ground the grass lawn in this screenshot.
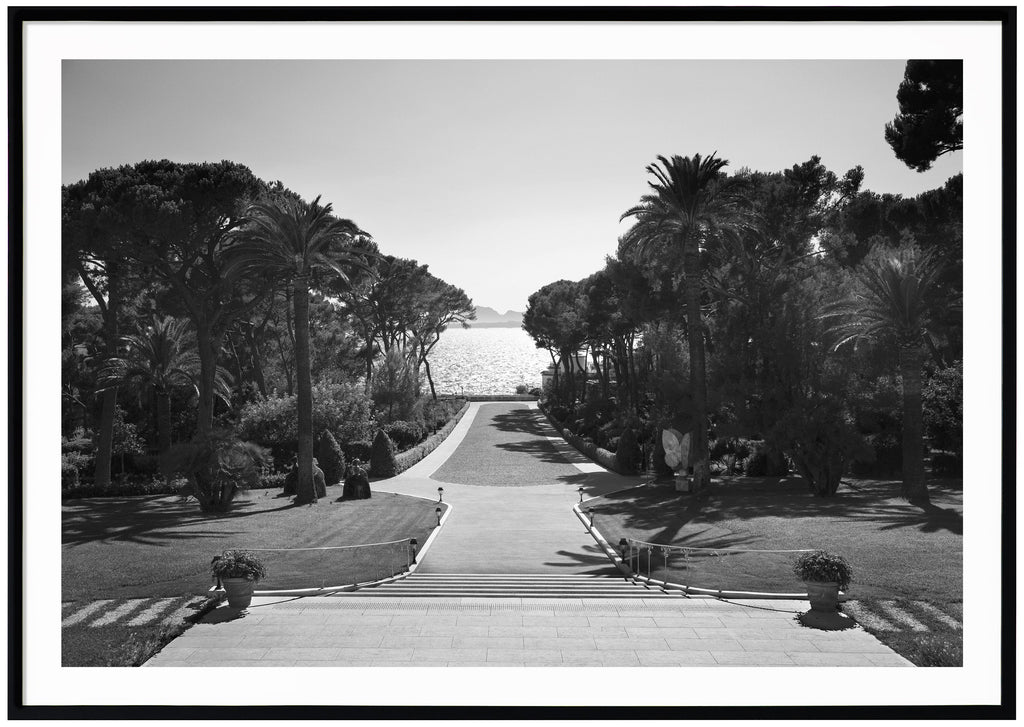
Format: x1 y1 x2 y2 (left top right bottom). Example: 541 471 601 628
588 475 963 665
63 485 445 665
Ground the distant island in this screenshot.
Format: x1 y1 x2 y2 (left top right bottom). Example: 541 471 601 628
470 306 524 328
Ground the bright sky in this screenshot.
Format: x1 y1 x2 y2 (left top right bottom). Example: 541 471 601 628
62 60 963 314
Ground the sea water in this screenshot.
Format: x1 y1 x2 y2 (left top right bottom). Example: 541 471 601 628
427 326 551 396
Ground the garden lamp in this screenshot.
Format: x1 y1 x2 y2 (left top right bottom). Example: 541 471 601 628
409 538 418 564
438 486 444 503
619 538 629 561
435 507 442 526
577 486 584 503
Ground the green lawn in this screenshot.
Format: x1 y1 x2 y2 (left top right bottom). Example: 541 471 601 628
589 475 963 665
63 485 445 665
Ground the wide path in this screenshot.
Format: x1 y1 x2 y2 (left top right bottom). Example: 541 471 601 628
380 402 640 574
144 401 912 668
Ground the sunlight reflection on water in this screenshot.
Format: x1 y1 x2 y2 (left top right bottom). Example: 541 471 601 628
428 327 550 396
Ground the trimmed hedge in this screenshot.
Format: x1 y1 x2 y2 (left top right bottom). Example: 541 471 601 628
369 430 398 478
539 403 631 476
316 431 346 486
392 401 470 475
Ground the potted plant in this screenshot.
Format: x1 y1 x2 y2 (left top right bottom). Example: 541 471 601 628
793 550 853 612
212 549 267 610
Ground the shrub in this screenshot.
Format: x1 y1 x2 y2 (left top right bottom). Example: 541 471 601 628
614 428 642 474
384 420 424 451
793 550 853 590
931 451 963 477
923 362 962 456
211 550 267 583
160 431 270 512
61 428 94 485
255 471 287 489
316 431 346 485
369 429 398 478
515 383 530 395
342 439 373 463
236 382 374 467
851 432 903 477
743 448 768 477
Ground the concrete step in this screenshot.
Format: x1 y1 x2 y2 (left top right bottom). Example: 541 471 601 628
350 573 682 598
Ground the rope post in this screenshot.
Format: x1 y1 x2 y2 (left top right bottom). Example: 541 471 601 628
660 546 669 587
410 538 418 565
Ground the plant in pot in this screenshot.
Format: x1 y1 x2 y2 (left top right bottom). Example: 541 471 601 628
212 549 268 610
793 550 855 629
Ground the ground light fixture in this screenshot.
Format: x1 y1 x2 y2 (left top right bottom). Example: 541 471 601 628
435 507 442 526
437 486 444 502
585 508 594 525
578 486 584 503
619 538 629 561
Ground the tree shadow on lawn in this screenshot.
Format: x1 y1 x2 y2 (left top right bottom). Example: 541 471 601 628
591 476 963 544
62 493 305 547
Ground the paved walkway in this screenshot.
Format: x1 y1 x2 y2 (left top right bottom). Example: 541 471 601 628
144 401 912 667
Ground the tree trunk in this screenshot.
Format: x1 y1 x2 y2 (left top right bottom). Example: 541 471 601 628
425 357 437 401
293 276 317 505
93 268 120 489
246 327 268 398
683 236 710 494
900 344 929 502
194 321 219 436
155 389 172 454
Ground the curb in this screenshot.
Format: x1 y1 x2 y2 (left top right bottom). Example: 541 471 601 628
574 488 814 601
392 401 471 475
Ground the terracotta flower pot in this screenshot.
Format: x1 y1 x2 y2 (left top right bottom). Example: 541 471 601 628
222 577 255 610
804 580 839 613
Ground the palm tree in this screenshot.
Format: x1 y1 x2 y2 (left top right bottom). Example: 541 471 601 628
620 153 748 494
226 195 369 505
98 317 232 455
821 244 950 503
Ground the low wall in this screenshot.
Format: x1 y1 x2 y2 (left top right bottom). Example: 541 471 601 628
538 403 635 476
392 401 471 475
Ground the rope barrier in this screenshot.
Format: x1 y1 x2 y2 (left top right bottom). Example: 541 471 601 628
241 538 411 552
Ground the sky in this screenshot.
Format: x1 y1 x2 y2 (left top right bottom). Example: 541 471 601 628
62 60 963 314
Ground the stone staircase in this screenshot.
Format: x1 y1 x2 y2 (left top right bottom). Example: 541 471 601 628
348 573 683 598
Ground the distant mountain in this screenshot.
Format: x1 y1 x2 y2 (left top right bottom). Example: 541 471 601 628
471 306 524 328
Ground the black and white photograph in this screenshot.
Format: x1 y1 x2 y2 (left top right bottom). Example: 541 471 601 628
12 6 1012 717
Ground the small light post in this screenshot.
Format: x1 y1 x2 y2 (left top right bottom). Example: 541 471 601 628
437 486 444 503
585 508 594 526
435 506 442 527
409 538 418 565
619 538 629 562
577 486 584 503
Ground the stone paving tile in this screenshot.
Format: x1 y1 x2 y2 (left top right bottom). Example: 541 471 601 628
198 659 299 667
453 636 523 649
448 661 527 667
487 649 562 663
711 651 796 666
490 625 557 638
334 647 415 661
594 637 669 651
637 650 717 666
814 640 894 653
149 646 197 661
185 648 270 662
262 647 341 661
391 615 455 627
413 648 488 662
256 612 330 624
739 639 821 652
587 617 657 627
457 615 523 627
380 635 454 649
525 636 596 651
866 653 913 666
295 660 374 667
522 616 591 627
652 617 726 628
556 626 627 637
560 650 641 665
692 627 789 640
789 652 878 666
318 635 389 648
626 626 699 639
667 637 745 652
420 624 489 637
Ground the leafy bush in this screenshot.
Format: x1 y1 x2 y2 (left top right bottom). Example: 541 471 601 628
515 383 530 395
316 430 346 485
61 428 94 485
743 448 769 477
212 550 267 582
369 429 398 478
342 439 373 463
384 420 425 451
62 476 187 499
851 432 903 477
255 471 287 489
413 397 464 432
930 451 963 476
924 362 962 456
236 382 374 467
160 431 270 512
614 428 642 474
793 550 853 590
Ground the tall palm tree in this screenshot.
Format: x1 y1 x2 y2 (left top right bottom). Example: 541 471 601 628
98 317 233 454
821 244 949 503
620 153 748 494
226 195 369 505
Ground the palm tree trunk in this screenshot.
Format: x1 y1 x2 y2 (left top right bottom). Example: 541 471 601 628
900 344 928 502
155 389 172 454
194 319 221 437
683 237 710 494
293 276 317 505
93 267 120 488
